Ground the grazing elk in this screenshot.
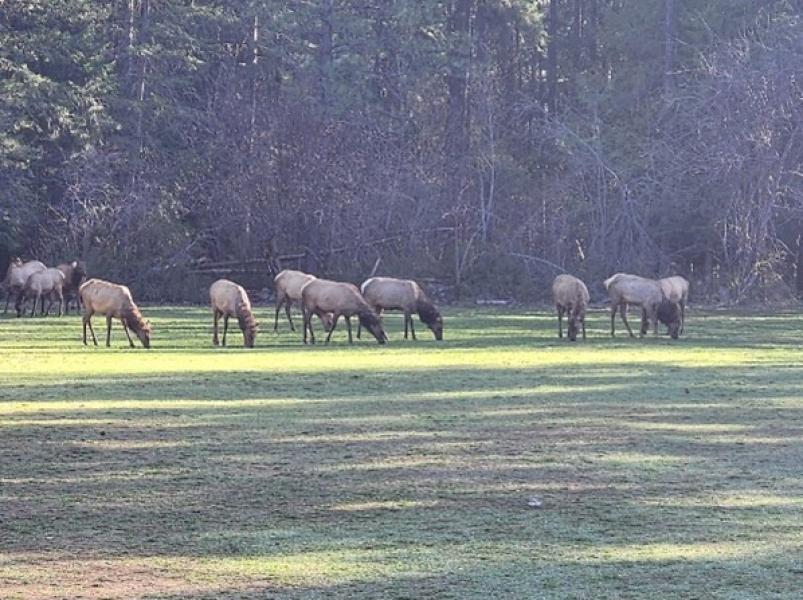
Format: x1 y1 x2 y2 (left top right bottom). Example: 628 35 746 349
300 278 387 345
357 277 444 341
80 279 151 348
17 268 65 317
552 274 589 341
2 258 46 314
659 276 689 334
273 269 333 333
209 279 259 348
640 300 683 339
604 273 680 339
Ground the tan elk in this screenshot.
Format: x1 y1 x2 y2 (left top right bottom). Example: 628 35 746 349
552 274 589 341
57 260 88 313
2 258 46 314
209 279 259 348
659 276 689 334
640 300 683 339
17 268 65 317
80 279 151 348
357 277 444 341
273 269 333 333
300 278 387 345
604 273 680 339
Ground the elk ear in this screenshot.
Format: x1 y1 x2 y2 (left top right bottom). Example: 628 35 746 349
71 261 78 268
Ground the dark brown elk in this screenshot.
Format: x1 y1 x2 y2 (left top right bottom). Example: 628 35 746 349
57 260 88 313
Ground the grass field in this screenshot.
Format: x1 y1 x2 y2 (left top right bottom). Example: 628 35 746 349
1 305 802 599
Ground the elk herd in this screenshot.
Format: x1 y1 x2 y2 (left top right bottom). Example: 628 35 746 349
2 258 688 349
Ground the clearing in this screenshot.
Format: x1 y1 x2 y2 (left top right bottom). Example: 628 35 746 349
1 306 802 599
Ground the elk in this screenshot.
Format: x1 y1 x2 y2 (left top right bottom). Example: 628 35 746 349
273 269 333 333
552 274 589 341
2 258 46 314
300 278 387 345
358 277 443 341
17 268 65 317
80 279 151 348
659 276 690 334
57 260 88 313
209 279 259 348
604 273 680 338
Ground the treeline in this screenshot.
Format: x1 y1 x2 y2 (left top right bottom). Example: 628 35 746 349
1 1 802 302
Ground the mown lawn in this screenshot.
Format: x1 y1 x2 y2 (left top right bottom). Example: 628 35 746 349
1 305 802 599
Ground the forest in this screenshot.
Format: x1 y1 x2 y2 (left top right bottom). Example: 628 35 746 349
1 0 802 302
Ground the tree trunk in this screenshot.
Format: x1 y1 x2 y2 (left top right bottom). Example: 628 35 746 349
318 0 334 114
445 0 472 158
546 0 560 113
663 0 675 100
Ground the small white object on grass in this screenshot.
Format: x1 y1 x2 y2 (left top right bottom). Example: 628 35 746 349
527 495 544 508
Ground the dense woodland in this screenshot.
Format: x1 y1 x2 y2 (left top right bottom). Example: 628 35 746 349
1 0 802 302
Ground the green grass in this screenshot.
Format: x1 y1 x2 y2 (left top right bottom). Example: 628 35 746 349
1 306 802 599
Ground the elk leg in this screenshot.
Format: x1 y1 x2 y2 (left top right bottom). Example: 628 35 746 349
640 308 649 336
273 298 282 332
84 312 98 346
652 305 659 335
222 314 229 346
345 316 353 344
285 301 296 332
325 313 339 344
14 290 22 317
582 317 586 340
213 310 220 346
44 294 53 316
619 304 635 337
680 301 686 334
121 318 135 347
403 312 409 339
57 289 64 317
3 292 9 314
305 307 316 344
610 305 617 336
105 315 113 347
18 292 27 317
557 305 564 338
408 313 417 340
30 293 40 318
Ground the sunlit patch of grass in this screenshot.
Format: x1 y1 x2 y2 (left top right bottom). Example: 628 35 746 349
328 499 439 512
560 540 791 563
643 492 803 509
622 422 753 432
